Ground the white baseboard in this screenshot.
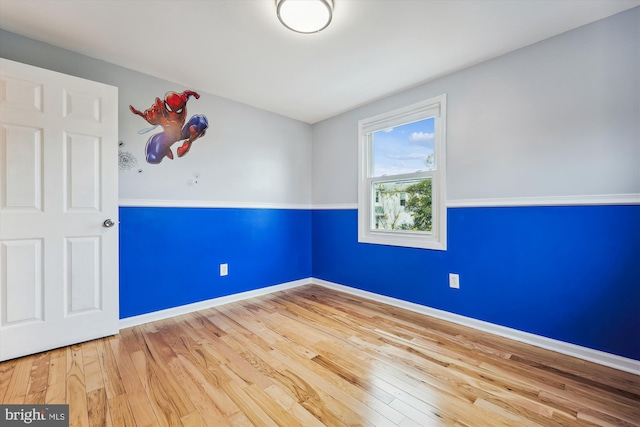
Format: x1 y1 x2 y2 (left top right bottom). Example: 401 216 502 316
312 278 640 375
119 278 311 329
118 276 640 375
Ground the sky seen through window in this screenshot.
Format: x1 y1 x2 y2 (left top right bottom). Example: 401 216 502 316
372 117 435 177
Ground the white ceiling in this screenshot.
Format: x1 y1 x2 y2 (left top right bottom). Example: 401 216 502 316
0 0 638 124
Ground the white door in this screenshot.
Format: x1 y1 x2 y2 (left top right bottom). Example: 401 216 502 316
0 58 119 361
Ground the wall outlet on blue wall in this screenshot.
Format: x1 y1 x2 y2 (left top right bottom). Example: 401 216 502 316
220 263 229 276
449 273 460 289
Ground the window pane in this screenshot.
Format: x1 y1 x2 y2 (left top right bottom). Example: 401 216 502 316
372 178 432 232
372 117 435 177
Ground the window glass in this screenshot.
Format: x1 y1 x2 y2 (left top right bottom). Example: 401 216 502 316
372 118 436 177
372 178 432 231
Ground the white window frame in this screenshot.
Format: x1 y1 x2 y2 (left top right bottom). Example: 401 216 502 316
358 94 447 250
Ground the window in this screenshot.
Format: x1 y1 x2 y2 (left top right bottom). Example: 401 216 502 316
358 94 447 250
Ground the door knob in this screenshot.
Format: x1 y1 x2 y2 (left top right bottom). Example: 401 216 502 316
103 219 115 228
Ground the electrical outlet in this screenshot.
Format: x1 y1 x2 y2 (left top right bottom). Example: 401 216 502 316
449 273 460 289
220 263 228 276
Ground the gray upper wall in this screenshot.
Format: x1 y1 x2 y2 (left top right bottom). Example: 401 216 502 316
0 29 313 206
2 7 639 207
312 7 640 205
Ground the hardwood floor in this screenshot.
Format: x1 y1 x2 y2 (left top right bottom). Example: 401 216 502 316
1 284 639 426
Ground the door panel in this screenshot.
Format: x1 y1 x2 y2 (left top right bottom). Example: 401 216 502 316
63 90 102 123
2 125 43 210
0 75 43 113
0 58 119 361
1 239 43 325
65 236 101 314
65 133 101 211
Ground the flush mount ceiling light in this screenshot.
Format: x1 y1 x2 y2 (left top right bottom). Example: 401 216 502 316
276 0 334 34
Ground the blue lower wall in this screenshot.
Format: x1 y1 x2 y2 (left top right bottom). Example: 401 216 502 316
118 204 639 361
119 207 312 319
312 206 640 361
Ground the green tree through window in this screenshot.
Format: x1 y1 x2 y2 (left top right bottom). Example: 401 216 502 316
404 178 432 231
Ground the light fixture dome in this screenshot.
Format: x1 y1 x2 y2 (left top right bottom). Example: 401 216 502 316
276 0 333 34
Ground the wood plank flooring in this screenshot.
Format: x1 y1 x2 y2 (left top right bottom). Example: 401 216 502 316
1 284 639 426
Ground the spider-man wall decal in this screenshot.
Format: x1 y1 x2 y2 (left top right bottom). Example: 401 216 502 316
130 90 208 164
